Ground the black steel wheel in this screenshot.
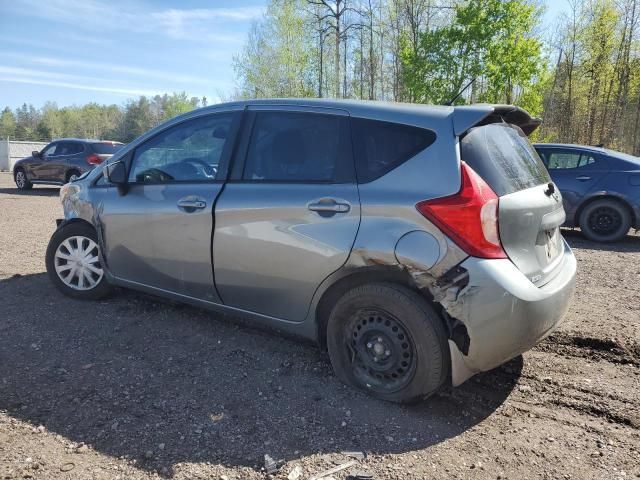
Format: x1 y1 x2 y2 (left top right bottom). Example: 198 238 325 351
579 198 631 242
346 309 417 394
327 283 449 403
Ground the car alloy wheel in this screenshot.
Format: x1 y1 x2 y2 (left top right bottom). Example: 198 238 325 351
15 171 26 188
68 174 79 182
345 308 417 394
54 235 104 290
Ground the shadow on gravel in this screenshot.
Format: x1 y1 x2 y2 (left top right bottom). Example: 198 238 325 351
0 186 59 196
562 228 640 253
0 273 521 476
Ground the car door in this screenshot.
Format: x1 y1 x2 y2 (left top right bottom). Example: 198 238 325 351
30 142 59 180
50 141 83 182
213 106 360 322
98 110 242 302
538 148 609 220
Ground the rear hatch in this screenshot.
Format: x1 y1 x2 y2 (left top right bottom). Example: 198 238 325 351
460 123 566 286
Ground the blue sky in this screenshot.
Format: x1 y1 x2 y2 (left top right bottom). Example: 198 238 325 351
0 0 568 110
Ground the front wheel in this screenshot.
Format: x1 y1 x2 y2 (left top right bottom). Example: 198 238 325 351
579 199 631 242
326 283 450 403
46 223 113 300
14 168 33 190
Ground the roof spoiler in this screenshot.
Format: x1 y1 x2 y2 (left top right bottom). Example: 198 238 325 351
453 105 541 137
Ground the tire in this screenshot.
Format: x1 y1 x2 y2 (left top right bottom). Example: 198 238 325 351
326 283 450 403
46 222 113 300
66 169 81 183
579 198 631 242
14 168 33 190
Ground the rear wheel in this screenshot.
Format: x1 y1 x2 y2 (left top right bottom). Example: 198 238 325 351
579 198 631 242
326 283 449 403
14 168 32 190
46 223 113 300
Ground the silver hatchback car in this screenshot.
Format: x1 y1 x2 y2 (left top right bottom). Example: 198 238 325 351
46 99 577 403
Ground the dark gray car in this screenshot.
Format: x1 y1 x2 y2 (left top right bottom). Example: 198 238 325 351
13 139 124 190
534 143 640 242
44 100 577 403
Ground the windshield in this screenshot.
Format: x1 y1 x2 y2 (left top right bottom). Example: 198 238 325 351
91 142 124 154
460 123 551 196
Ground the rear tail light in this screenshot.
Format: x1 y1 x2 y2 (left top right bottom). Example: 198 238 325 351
416 162 507 259
86 154 102 165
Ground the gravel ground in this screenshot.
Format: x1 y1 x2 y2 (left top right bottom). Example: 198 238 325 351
0 171 638 480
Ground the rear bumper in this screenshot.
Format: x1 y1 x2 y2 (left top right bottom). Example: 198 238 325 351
448 240 577 385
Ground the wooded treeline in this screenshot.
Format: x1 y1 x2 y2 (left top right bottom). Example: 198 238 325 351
233 0 640 154
3 1 639 155
0 93 206 143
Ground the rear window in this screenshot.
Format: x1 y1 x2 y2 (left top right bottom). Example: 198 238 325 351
460 123 550 196
352 118 436 183
91 142 123 154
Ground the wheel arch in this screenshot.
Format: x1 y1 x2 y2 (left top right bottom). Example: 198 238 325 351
314 266 441 349
575 193 636 227
57 217 96 233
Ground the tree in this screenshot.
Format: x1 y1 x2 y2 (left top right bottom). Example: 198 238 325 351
234 0 316 98
401 0 544 106
0 107 16 139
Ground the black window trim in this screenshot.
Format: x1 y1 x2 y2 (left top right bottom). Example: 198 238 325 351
227 108 357 185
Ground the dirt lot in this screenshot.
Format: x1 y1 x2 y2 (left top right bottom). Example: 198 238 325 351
0 171 638 480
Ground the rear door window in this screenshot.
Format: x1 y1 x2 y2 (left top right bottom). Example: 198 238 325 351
351 118 436 183
544 150 596 170
460 123 550 196
242 111 352 182
56 142 84 156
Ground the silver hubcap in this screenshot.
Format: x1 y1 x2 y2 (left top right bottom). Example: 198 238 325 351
16 171 25 188
69 174 78 182
54 236 103 290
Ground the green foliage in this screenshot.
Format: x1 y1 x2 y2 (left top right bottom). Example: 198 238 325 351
234 0 316 98
0 107 16 139
1 92 202 142
401 0 544 106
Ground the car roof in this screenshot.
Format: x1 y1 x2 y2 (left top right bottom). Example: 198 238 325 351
176 99 538 134
533 142 608 153
533 142 640 162
50 138 123 144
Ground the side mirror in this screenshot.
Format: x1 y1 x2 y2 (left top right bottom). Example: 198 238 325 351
106 161 127 184
106 161 129 195
32 150 41 158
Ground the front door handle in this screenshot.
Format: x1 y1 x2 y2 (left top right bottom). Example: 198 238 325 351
576 176 591 181
308 199 351 214
177 197 207 211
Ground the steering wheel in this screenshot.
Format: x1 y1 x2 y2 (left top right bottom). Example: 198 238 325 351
183 158 217 178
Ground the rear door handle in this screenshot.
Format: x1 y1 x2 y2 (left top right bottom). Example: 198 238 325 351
576 176 591 181
177 197 207 211
308 199 351 214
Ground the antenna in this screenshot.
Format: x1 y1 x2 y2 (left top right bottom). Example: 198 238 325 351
444 78 476 106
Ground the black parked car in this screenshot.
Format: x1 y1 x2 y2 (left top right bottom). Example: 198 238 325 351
534 143 640 242
13 139 124 190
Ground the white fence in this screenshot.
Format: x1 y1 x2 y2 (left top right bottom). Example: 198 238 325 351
0 140 49 172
